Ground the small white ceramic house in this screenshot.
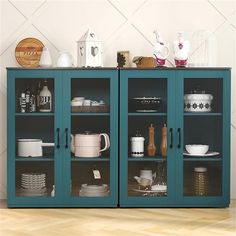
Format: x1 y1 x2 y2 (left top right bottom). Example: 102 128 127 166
77 29 103 67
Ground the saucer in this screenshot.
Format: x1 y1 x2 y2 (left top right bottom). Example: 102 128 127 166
183 151 220 157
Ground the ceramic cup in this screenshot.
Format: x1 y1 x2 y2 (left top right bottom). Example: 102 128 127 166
83 100 91 106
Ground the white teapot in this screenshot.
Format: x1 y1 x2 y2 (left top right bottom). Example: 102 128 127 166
173 32 190 66
71 131 110 158
153 31 170 66
134 170 156 187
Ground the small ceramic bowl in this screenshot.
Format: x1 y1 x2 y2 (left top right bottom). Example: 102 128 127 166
71 100 83 106
185 144 209 155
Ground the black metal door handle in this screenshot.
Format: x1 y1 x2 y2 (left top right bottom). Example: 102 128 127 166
65 128 68 148
177 128 181 149
169 128 173 148
56 128 60 149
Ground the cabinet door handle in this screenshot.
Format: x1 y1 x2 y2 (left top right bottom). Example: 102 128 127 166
177 128 181 149
56 128 60 149
169 128 173 148
65 128 68 149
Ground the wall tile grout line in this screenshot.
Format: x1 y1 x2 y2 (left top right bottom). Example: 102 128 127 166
130 23 153 46
8 0 27 20
30 0 48 18
105 0 149 44
0 0 47 57
106 0 128 20
32 24 60 52
207 0 228 21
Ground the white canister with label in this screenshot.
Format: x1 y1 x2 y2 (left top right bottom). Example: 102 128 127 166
39 80 52 112
130 131 145 157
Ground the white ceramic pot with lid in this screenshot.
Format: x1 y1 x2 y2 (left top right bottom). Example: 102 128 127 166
184 87 213 112
130 131 145 157
17 139 55 157
71 131 110 157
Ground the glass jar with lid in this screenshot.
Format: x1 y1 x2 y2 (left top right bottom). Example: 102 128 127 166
194 167 208 196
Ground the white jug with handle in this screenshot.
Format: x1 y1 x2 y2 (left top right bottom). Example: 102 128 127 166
134 170 156 187
71 131 110 158
153 30 170 66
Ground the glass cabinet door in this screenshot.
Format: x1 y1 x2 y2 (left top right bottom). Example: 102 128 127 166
175 70 230 206
63 70 118 206
8 70 62 206
119 70 176 207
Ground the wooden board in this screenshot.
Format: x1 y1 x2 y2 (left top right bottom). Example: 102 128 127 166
15 38 44 68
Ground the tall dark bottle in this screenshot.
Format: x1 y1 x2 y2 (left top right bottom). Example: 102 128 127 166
36 81 41 112
25 86 31 112
29 84 36 112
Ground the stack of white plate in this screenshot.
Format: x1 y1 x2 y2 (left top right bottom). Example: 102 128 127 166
79 184 109 197
19 173 47 197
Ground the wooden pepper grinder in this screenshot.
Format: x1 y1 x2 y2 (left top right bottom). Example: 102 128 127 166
160 123 167 157
147 123 157 156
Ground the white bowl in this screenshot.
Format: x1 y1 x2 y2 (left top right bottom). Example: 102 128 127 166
185 144 209 155
71 100 83 106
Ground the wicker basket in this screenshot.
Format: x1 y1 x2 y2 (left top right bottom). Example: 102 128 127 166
71 105 109 113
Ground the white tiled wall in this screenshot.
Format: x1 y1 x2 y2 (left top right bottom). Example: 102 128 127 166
0 0 235 199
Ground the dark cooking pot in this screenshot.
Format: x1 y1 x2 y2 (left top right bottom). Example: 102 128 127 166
130 97 162 112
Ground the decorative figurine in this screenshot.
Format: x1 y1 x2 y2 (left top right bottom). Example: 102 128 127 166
117 51 130 67
153 30 170 66
77 29 103 67
173 32 190 67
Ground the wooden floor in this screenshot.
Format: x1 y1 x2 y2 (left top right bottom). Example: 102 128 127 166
0 200 235 236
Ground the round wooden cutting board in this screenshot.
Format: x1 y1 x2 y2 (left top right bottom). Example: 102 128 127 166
15 38 44 68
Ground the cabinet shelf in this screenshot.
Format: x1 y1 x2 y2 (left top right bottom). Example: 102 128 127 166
128 156 166 161
71 113 110 116
128 113 166 116
15 112 54 116
71 156 109 161
15 156 54 161
184 112 222 116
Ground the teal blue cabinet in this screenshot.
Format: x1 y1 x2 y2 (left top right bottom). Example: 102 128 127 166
7 68 118 207
7 67 230 208
119 68 231 207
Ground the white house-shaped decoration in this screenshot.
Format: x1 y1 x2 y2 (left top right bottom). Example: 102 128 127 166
77 29 103 67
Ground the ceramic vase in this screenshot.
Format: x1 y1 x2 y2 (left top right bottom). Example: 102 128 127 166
39 47 52 67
